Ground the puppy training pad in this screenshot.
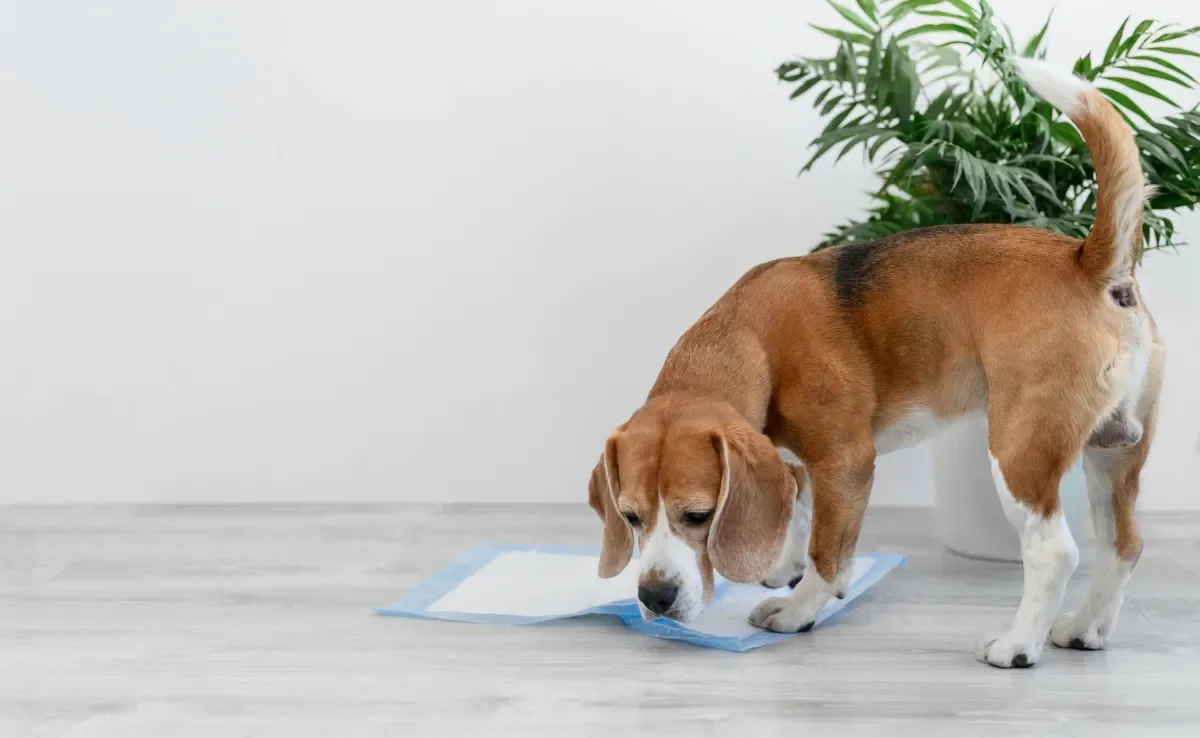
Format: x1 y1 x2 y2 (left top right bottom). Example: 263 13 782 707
376 544 903 651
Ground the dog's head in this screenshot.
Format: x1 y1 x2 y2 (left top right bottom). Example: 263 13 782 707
587 402 795 622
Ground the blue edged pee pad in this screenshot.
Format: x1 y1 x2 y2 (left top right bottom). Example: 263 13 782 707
376 544 904 651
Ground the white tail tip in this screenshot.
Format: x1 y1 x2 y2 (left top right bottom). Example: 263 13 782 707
1014 58 1091 118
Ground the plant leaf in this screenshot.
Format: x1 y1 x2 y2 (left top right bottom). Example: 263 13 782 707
912 9 972 22
788 76 821 99
1021 170 1064 199
855 0 878 22
926 68 972 88
924 87 954 120
1137 135 1185 175
1106 75 1180 107
802 125 893 171
1146 45 1200 59
1104 17 1131 66
1128 53 1195 83
821 94 846 116
1139 130 1188 171
1152 26 1200 43
944 0 978 21
821 106 858 135
1119 19 1155 56
890 39 918 131
835 133 870 164
865 33 882 90
1116 64 1191 87
1097 86 1154 123
777 62 806 82
983 164 1014 214
828 0 876 34
1130 54 1199 83
867 132 897 160
963 154 988 213
884 0 945 20
811 24 872 45
876 37 895 110
975 1 996 54
897 22 976 42
1073 52 1094 78
911 40 963 67
1132 20 1155 35
838 41 861 88
1023 10 1053 57
1008 171 1038 208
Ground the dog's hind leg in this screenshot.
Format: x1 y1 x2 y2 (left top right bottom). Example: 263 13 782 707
1051 343 1164 651
974 389 1098 669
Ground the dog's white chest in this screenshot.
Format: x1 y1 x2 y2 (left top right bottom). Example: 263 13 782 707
873 408 951 455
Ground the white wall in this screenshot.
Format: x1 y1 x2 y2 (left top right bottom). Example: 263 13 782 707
2 1 1197 507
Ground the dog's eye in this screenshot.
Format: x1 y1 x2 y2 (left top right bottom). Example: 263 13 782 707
681 509 714 526
621 511 641 527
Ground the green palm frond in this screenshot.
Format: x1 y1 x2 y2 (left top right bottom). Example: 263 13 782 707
779 0 1200 254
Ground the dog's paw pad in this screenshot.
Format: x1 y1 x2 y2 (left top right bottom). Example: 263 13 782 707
1050 614 1108 651
976 634 1041 669
761 562 806 590
749 596 818 634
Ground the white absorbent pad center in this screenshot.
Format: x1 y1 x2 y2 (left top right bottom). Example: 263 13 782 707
427 549 639 617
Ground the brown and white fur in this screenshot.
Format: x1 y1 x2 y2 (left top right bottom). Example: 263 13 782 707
587 60 1165 668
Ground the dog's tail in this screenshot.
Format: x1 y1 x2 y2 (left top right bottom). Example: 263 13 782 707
1015 58 1149 283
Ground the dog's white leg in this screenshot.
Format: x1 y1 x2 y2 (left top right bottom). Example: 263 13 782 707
749 455 871 633
976 453 1080 668
1050 449 1136 650
749 554 839 632
760 497 811 588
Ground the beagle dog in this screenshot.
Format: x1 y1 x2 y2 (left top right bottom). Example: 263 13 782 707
587 61 1166 668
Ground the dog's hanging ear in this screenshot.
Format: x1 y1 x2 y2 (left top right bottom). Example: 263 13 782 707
587 434 633 578
708 425 794 582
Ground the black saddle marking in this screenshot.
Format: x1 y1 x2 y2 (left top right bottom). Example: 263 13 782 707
833 240 892 308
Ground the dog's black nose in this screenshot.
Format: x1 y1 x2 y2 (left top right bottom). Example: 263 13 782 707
638 582 679 615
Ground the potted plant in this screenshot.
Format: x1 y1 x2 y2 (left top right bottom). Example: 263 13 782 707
778 0 1200 559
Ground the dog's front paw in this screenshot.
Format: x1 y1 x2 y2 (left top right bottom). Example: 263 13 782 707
1050 612 1108 651
975 633 1042 669
748 596 818 633
760 560 806 589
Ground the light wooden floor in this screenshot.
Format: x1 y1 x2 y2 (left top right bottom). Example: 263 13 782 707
3 505 1200 737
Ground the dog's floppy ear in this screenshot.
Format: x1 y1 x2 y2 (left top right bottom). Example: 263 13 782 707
587 434 633 578
708 425 794 582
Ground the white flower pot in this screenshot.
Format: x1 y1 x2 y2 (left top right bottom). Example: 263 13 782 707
932 414 1092 562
